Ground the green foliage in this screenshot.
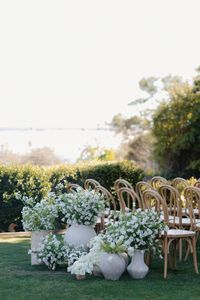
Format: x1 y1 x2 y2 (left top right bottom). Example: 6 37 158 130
0 165 50 231
77 146 117 162
77 161 144 191
153 81 200 176
0 161 144 231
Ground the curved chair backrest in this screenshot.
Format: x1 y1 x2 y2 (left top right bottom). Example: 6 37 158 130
143 189 168 224
135 181 154 208
150 176 168 190
184 186 200 221
117 187 142 213
114 179 133 191
95 185 117 212
171 177 189 193
95 185 117 230
159 184 184 227
114 179 134 208
84 179 101 189
67 183 82 192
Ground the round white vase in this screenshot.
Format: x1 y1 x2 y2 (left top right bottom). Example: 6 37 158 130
127 249 149 279
64 224 96 248
99 252 126 281
31 230 49 265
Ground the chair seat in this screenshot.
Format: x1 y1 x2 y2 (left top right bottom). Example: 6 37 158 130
162 229 195 238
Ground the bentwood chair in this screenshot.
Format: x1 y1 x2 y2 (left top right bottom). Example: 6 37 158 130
95 185 117 231
143 189 198 279
84 179 101 189
114 179 134 210
135 181 154 208
67 183 82 192
150 176 168 190
184 186 200 228
159 184 192 261
171 177 189 194
114 179 133 191
117 187 142 213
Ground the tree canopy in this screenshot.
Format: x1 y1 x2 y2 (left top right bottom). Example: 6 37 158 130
153 77 200 177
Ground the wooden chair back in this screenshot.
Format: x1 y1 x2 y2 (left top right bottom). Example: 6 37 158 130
150 176 168 190
135 181 153 208
171 177 189 193
67 183 82 192
159 184 184 227
117 187 142 213
143 189 168 224
184 186 200 225
84 179 101 189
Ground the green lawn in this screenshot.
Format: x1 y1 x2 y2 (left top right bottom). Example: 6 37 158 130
1 236 200 300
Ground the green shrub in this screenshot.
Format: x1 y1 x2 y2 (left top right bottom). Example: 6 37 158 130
0 161 144 231
0 165 50 231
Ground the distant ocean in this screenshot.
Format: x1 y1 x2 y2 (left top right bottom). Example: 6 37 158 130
0 128 122 162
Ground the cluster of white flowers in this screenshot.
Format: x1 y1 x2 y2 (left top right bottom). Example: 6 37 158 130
34 233 66 270
67 210 168 277
31 233 87 271
105 210 168 255
57 188 105 226
22 197 59 231
15 192 37 207
68 235 104 276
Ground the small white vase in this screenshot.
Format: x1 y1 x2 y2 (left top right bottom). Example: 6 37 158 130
99 252 126 280
31 230 49 265
64 224 96 248
127 249 149 279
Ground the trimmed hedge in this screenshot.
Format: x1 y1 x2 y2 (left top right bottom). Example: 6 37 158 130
0 161 144 231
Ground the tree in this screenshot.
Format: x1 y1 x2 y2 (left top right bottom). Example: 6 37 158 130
77 145 117 162
153 77 200 177
21 147 62 166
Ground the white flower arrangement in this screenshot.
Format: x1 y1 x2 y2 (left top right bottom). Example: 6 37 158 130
68 235 104 276
57 188 105 226
30 233 87 271
105 210 168 255
21 196 59 231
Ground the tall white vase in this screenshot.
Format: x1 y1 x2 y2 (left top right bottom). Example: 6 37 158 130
31 230 49 265
127 250 149 279
64 224 96 248
127 249 149 279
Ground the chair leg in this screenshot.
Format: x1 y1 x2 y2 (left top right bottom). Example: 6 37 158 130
178 239 182 261
164 237 168 279
184 242 190 262
192 236 199 274
173 240 177 270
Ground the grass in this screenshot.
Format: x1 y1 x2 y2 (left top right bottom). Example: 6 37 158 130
1 236 200 300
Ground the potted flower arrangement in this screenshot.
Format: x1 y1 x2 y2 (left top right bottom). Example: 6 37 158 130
21 194 59 265
105 210 167 279
57 188 105 248
68 232 128 281
34 233 87 271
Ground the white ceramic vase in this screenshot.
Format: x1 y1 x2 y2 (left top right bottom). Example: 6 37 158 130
99 252 126 281
64 224 96 248
127 249 149 279
31 230 49 265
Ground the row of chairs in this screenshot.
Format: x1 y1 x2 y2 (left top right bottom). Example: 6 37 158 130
66 177 200 278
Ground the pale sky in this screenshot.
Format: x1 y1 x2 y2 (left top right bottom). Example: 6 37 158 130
0 0 200 128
